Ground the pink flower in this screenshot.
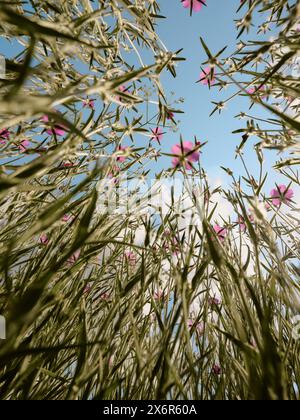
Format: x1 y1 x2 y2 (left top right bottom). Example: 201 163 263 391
39 234 49 245
270 185 294 207
124 251 136 266
171 141 200 170
67 249 80 265
199 66 215 86
42 115 67 136
108 165 120 185
84 284 91 294
163 235 180 255
83 98 95 109
246 87 256 95
108 165 120 176
182 0 206 12
238 217 247 232
100 292 111 301
19 139 30 153
154 290 165 301
238 213 254 232
265 202 271 212
116 145 129 163
152 244 159 254
213 224 227 241
151 127 164 142
62 161 75 168
188 319 205 335
0 128 10 144
208 296 221 306
62 214 72 222
204 191 211 204
212 364 222 375
166 110 174 120
117 85 129 102
246 85 267 100
119 85 126 93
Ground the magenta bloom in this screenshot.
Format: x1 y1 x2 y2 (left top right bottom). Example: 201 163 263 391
42 115 66 136
39 234 49 245
62 161 75 168
182 0 206 12
116 145 129 163
100 292 111 301
265 202 271 211
212 364 222 375
124 251 136 266
246 87 256 95
199 66 215 86
0 128 10 144
213 224 227 241
84 284 91 294
171 141 200 170
188 319 205 335
238 216 246 232
108 165 120 176
166 110 174 120
108 165 120 185
270 185 294 207
154 290 165 301
83 98 95 109
19 139 30 153
117 85 129 102
151 127 164 142
238 213 254 232
67 249 80 265
246 85 267 100
62 214 72 222
208 296 221 306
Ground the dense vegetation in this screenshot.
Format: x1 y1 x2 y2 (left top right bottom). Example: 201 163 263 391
0 0 299 400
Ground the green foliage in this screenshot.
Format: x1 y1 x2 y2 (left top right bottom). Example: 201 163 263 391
0 0 299 401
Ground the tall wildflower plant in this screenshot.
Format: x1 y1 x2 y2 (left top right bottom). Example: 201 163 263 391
201 0 300 163
196 0 300 400
0 0 299 401
0 0 184 399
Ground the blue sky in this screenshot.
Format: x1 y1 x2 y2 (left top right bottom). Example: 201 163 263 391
0 1 284 194
154 0 280 188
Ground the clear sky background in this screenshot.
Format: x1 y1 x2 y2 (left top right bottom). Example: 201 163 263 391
0 0 285 196
154 0 280 189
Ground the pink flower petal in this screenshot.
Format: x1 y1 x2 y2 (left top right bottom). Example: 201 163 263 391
67 249 81 265
166 111 174 120
182 0 206 12
213 224 227 241
19 140 30 153
124 251 136 266
116 145 129 162
199 66 215 86
83 99 95 109
42 115 67 136
151 127 164 142
270 184 294 207
0 128 10 144
39 234 49 245
171 141 200 170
